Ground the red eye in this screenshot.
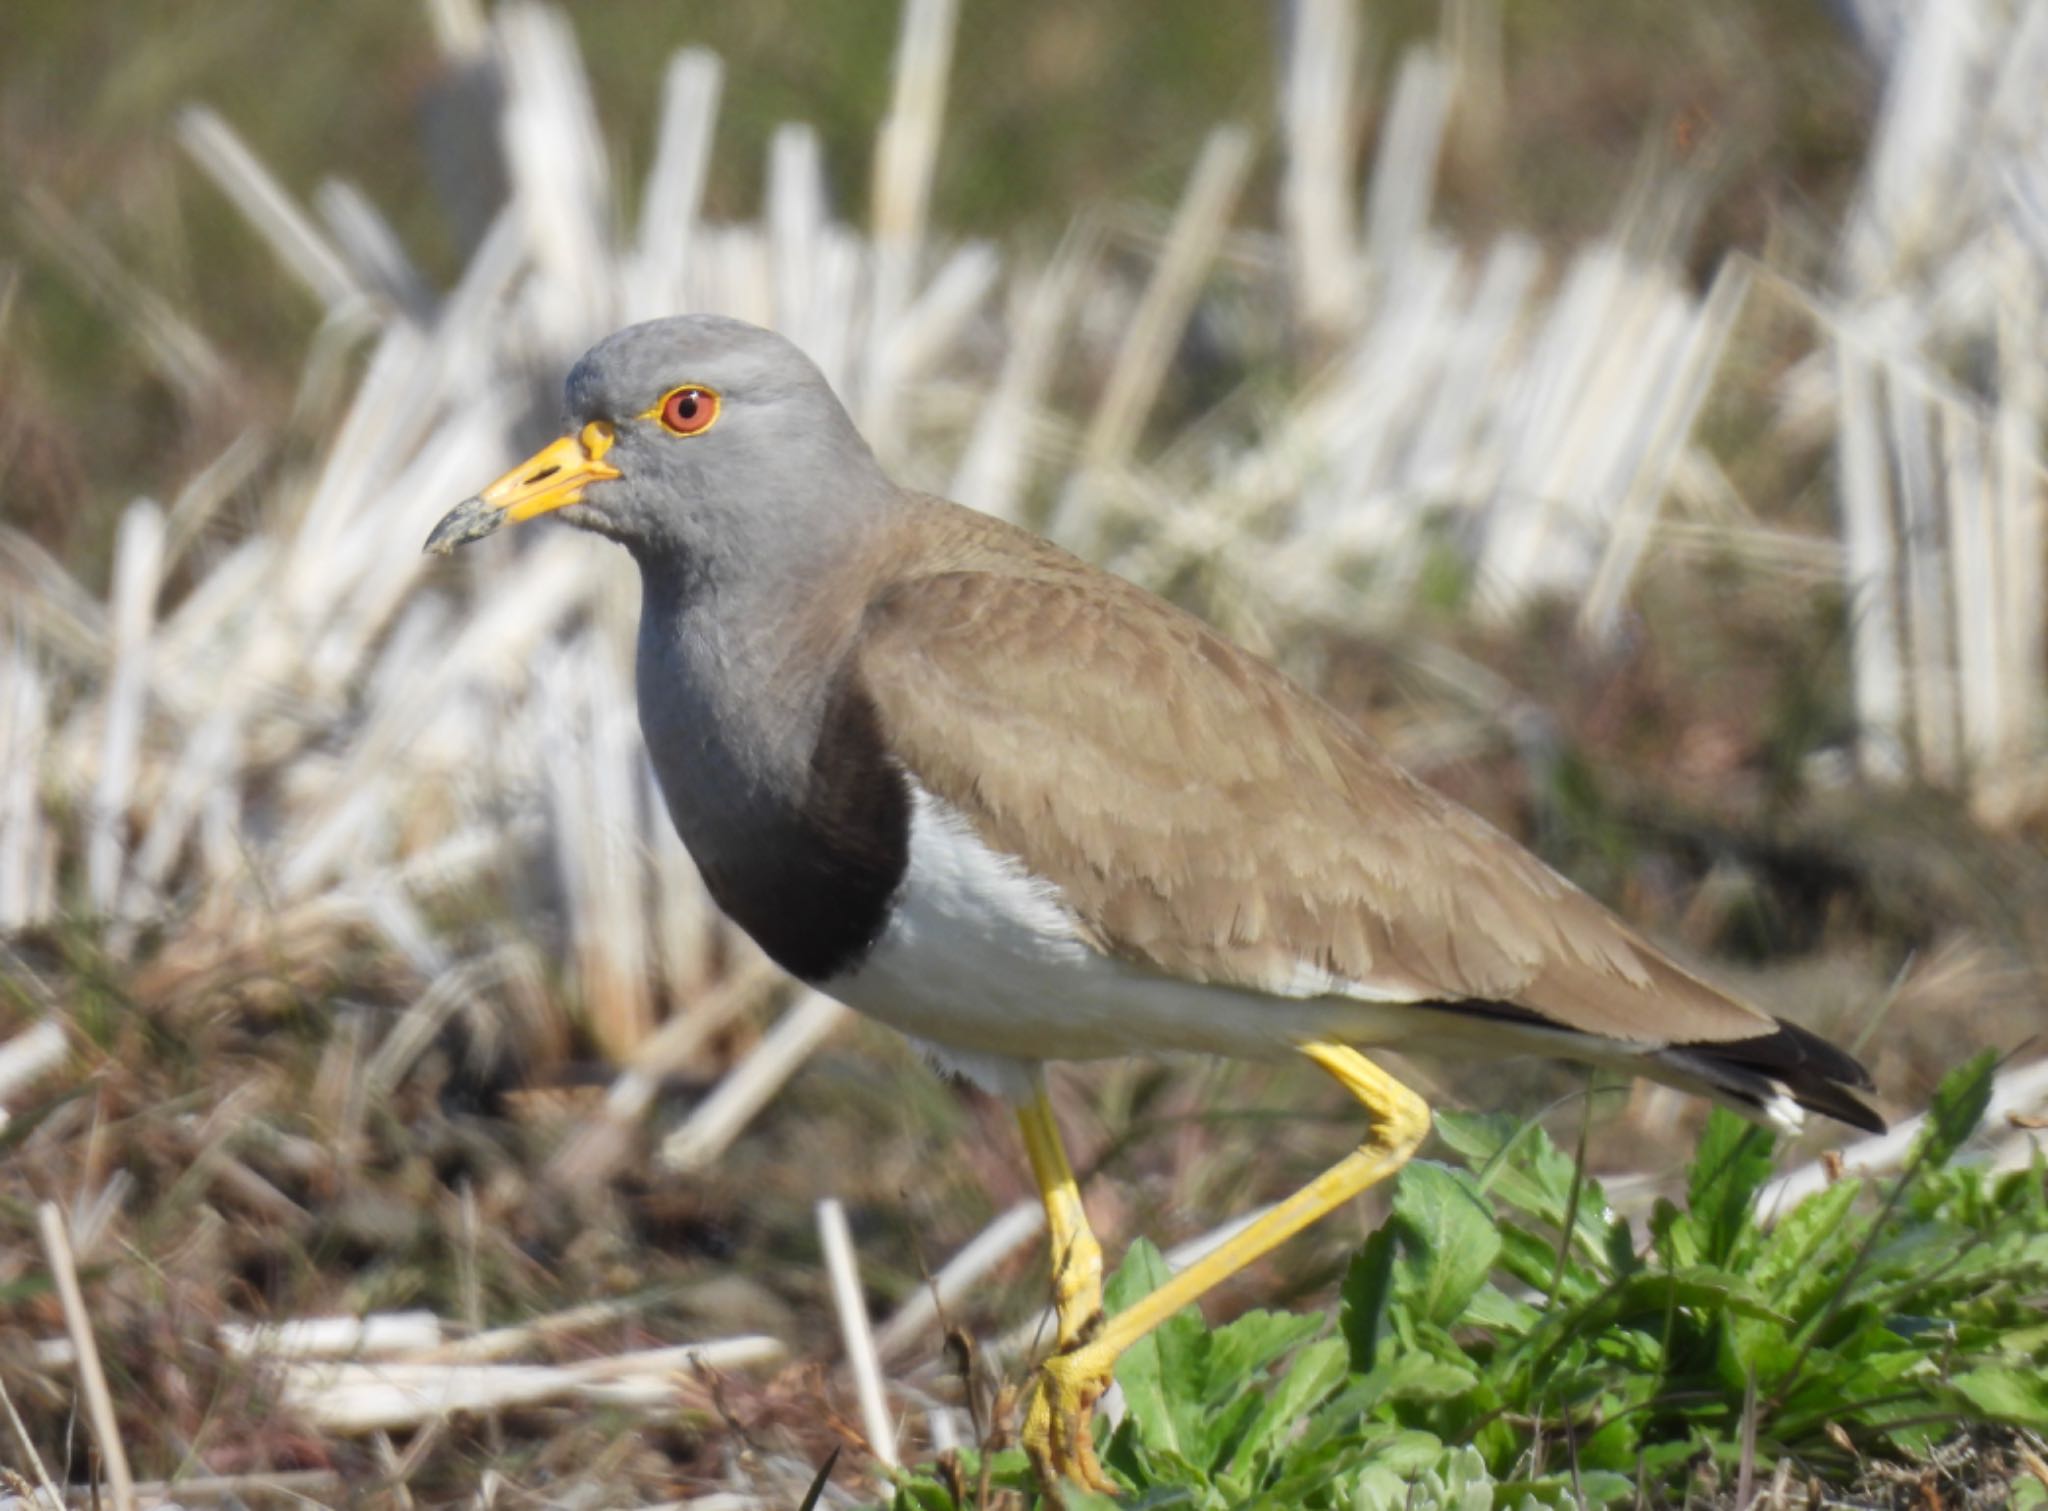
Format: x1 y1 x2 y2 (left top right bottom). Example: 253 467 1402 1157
658 386 719 435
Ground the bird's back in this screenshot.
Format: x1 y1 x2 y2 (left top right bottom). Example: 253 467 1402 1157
840 497 1879 1129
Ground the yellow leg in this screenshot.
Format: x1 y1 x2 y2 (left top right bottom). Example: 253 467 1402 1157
1022 1044 1431 1498
1016 1087 1106 1351
1015 1086 1112 1493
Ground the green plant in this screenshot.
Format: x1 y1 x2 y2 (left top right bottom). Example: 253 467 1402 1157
891 1051 2048 1507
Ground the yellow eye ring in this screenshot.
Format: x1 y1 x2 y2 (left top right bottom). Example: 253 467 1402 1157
644 384 721 437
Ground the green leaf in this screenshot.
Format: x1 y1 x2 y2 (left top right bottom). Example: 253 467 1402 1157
1495 1470 1635 1508
1227 1335 1349 1477
1351 1352 1480 1407
1463 1281 1541 1332
2000 1322 2048 1355
1602 1210 1644 1279
1650 1195 1699 1270
1281 1354 1477 1472
1434 1112 1613 1265
1107 1239 1208 1461
1424 1444 1497 1511
1203 1307 1323 1391
1278 1410 1437 1489
1341 1226 1399 1371
1369 1429 1459 1474
1183 1309 1327 1469
1494 1222 1601 1303
0 1272 55 1307
1530 1269 1785 1374
1686 1108 1776 1265
1727 1310 1801 1381
973 1041 2046 1508
1951 1368 2048 1428
1105 1234 1174 1314
1752 1175 1863 1304
1916 1049 1998 1170
1391 1161 1503 1326
890 1479 955 1511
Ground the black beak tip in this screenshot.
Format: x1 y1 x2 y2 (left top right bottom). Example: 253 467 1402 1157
423 496 502 556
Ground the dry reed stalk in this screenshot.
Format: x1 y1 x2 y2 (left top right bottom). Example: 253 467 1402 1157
0 1373 61 1509
547 953 782 1188
0 1019 66 1122
177 106 362 312
47 1300 687 1382
1889 374 1959 783
1834 339 1911 782
861 0 958 434
819 1197 898 1468
496 2 615 356
1578 259 1752 643
277 1334 787 1433
37 1203 135 1511
539 640 656 1060
658 992 850 1173
1281 0 1363 335
84 502 164 915
950 232 1093 522
1801 0 2048 798
316 179 434 317
421 1297 654 1364
1363 47 1452 281
0 646 56 931
1945 403 2002 773
40 1470 345 1506
1054 125 1253 546
874 1198 1045 1362
218 1312 446 1362
626 49 723 325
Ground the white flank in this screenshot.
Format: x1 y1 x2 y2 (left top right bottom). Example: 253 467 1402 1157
823 784 1443 1097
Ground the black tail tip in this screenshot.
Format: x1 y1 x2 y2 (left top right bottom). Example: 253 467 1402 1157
1664 1016 1886 1135
1788 1076 1887 1135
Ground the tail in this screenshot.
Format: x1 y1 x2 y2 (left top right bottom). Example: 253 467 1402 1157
1652 1017 1885 1135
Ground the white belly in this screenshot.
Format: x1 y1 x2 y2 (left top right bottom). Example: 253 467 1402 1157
820 783 1425 1098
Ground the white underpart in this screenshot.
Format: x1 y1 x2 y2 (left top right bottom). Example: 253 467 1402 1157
1761 1089 1807 1135
823 783 1503 1100
819 785 1816 1128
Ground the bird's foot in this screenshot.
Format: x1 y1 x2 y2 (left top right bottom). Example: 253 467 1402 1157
1021 1336 1119 1501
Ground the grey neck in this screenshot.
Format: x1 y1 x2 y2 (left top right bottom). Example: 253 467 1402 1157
625 454 889 758
633 551 840 808
628 528 910 983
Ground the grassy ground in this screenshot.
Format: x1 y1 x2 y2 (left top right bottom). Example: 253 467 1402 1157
3 1 2046 1506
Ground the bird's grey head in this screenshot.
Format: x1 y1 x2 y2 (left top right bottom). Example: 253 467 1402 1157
425 315 890 583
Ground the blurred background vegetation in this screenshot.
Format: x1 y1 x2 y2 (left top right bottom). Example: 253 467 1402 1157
5 0 1872 572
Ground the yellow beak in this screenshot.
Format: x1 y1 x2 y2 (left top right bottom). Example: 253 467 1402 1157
424 421 621 555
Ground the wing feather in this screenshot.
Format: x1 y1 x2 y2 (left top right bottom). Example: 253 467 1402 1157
852 500 1775 1048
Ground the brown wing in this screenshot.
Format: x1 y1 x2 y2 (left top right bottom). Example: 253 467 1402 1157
852 501 1777 1048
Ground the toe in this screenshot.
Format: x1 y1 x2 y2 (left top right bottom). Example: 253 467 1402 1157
1023 1341 1120 1499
